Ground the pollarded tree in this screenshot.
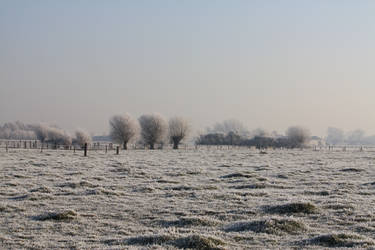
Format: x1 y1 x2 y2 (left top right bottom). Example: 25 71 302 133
139 114 168 150
46 127 72 146
32 123 71 145
109 114 139 150
286 126 311 148
32 124 49 143
168 116 190 149
75 129 92 147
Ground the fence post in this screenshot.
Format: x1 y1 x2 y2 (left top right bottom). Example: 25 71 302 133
73 146 76 153
105 145 108 154
116 146 119 155
84 143 88 157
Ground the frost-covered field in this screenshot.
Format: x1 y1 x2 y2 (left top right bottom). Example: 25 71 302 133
1 148 375 249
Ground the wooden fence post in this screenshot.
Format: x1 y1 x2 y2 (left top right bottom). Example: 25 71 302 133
84 143 88 157
116 146 119 155
105 145 108 154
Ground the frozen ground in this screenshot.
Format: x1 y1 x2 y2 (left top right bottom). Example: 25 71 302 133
1 148 375 249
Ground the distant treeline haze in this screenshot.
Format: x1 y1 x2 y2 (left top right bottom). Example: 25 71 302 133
0 118 374 148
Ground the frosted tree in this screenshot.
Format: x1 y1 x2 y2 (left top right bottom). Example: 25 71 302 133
0 121 36 140
251 128 269 138
326 127 344 145
211 119 249 137
139 114 168 149
109 114 139 150
47 127 72 145
32 124 49 143
286 126 311 148
168 116 190 149
75 129 92 147
346 129 365 145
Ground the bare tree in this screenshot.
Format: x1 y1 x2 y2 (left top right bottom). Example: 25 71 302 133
47 127 72 146
139 114 168 150
210 119 250 138
326 127 344 145
346 129 365 145
251 128 269 138
75 129 92 147
0 121 36 140
286 126 311 148
31 123 72 146
168 116 190 149
109 114 139 150
32 124 49 143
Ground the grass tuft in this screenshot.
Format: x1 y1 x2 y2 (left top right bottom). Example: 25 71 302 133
231 183 267 189
225 218 306 235
126 235 175 246
306 233 373 247
160 217 220 227
126 234 225 249
340 168 364 172
304 190 329 196
220 173 254 179
174 235 225 250
324 203 354 210
33 210 77 221
265 202 318 214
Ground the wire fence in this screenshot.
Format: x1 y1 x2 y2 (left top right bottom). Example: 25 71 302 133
1 139 375 156
0 139 195 155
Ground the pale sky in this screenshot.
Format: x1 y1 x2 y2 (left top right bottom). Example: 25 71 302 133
1 0 375 136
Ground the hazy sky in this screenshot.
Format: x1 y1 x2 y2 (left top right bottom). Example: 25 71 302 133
1 1 375 136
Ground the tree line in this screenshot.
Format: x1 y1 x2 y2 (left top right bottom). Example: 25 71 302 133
109 114 190 150
196 125 311 149
3 118 373 149
0 114 191 150
0 121 91 148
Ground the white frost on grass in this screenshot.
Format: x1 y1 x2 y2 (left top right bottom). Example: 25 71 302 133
0 148 375 248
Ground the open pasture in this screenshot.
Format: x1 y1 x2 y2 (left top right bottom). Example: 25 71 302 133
1 148 375 249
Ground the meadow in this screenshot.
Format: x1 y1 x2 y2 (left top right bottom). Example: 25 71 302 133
1 148 375 249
